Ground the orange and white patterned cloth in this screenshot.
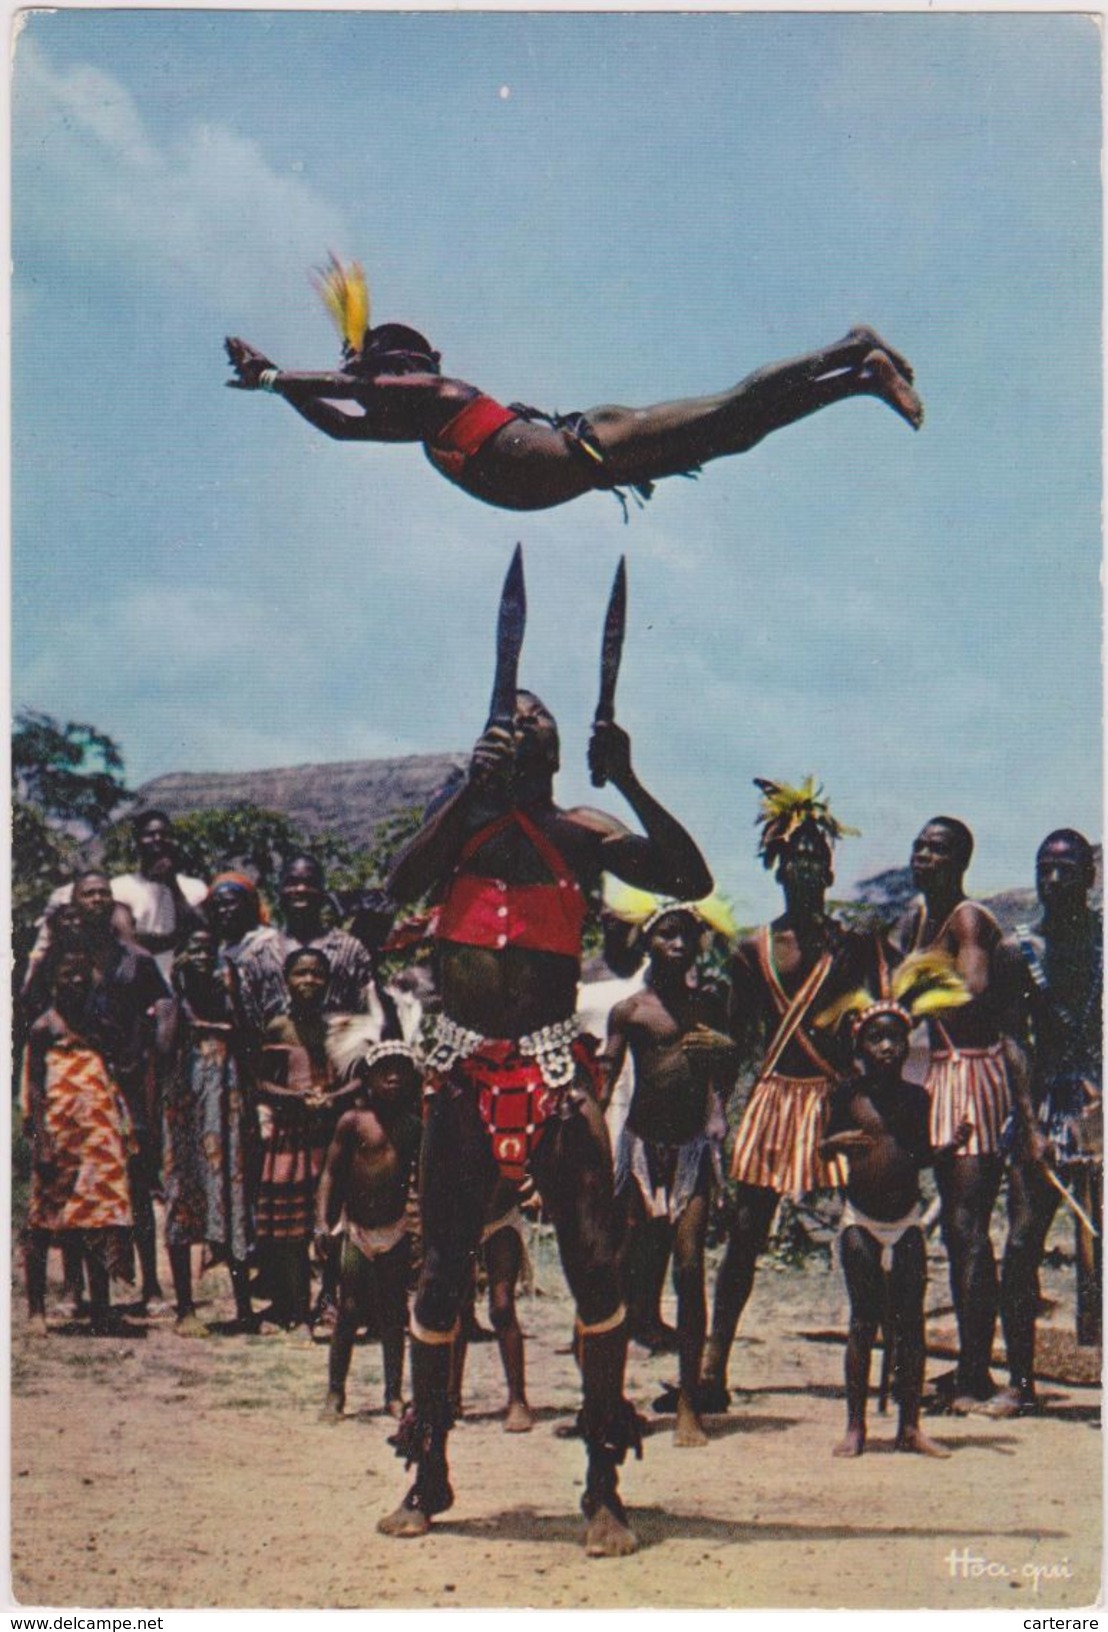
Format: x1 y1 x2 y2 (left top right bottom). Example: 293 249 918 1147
26 1041 134 1234
926 1044 1011 1158
730 1072 846 1198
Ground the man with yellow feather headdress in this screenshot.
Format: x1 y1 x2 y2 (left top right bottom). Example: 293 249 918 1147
226 256 922 518
698 778 887 1412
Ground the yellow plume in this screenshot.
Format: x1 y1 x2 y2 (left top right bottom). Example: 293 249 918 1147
814 986 873 1033
754 776 859 866
815 949 971 1035
601 878 663 924
311 253 370 354
600 876 739 944
892 950 972 1016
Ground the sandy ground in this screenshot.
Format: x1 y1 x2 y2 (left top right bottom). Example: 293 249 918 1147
9 1218 1102 1612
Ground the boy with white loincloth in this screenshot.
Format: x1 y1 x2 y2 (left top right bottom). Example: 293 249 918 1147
818 952 973 1458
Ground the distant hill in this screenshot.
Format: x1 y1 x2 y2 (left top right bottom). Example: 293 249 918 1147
131 753 468 851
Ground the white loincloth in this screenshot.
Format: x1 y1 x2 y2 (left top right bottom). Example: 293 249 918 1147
839 1199 923 1271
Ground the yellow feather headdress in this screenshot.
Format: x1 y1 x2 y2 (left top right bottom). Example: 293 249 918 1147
754 776 860 870
815 949 972 1037
311 253 371 358
602 876 739 944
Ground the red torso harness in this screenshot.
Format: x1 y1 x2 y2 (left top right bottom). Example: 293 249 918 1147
436 808 587 959
423 394 517 483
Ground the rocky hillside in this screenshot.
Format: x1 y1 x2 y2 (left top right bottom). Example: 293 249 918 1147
131 753 468 851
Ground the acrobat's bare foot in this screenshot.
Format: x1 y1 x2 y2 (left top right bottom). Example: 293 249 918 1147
674 1391 709 1448
26 1312 49 1339
504 1399 535 1433
861 350 924 429
846 326 914 384
583 1499 639 1558
896 1426 950 1459
832 1427 866 1458
320 1390 344 1422
385 1397 405 1421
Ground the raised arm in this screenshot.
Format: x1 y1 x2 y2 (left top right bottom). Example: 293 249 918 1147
585 722 712 900
387 723 516 903
224 337 452 442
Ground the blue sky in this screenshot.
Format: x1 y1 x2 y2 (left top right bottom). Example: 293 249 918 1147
11 11 1102 922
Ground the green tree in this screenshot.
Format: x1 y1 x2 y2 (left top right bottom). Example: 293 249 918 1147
13 710 130 832
101 800 428 919
11 710 132 959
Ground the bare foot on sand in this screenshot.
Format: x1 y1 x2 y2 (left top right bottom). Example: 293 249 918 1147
386 1398 405 1421
896 1427 950 1459
860 350 924 428
377 1502 432 1539
26 1313 49 1339
584 1501 638 1558
174 1312 211 1339
674 1392 709 1448
504 1399 535 1433
320 1391 344 1422
833 1428 866 1459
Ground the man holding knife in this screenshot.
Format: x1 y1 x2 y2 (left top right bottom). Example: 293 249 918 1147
379 549 712 1556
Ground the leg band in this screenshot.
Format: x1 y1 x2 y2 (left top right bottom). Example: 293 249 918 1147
410 1315 461 1346
575 1304 627 1339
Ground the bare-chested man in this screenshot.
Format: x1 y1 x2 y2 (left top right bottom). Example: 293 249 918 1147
315 1041 423 1420
990 829 1102 1415
701 781 883 1410
890 817 1009 1410
226 257 921 516
604 906 736 1448
818 954 973 1460
378 690 711 1555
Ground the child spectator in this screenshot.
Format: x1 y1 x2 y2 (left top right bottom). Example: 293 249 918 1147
818 952 973 1458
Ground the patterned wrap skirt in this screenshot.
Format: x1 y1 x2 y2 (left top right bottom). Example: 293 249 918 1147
729 1072 846 1199
926 1045 1011 1158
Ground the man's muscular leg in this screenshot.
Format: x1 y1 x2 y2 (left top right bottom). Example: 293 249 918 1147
587 328 922 484
934 1152 1004 1405
532 1092 640 1558
379 1085 493 1538
701 1182 779 1408
991 1158 1060 1414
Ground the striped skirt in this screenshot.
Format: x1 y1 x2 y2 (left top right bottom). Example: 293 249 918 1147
729 1073 846 1199
926 1046 1011 1157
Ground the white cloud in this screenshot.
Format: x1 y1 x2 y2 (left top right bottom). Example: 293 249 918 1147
15 38 348 327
